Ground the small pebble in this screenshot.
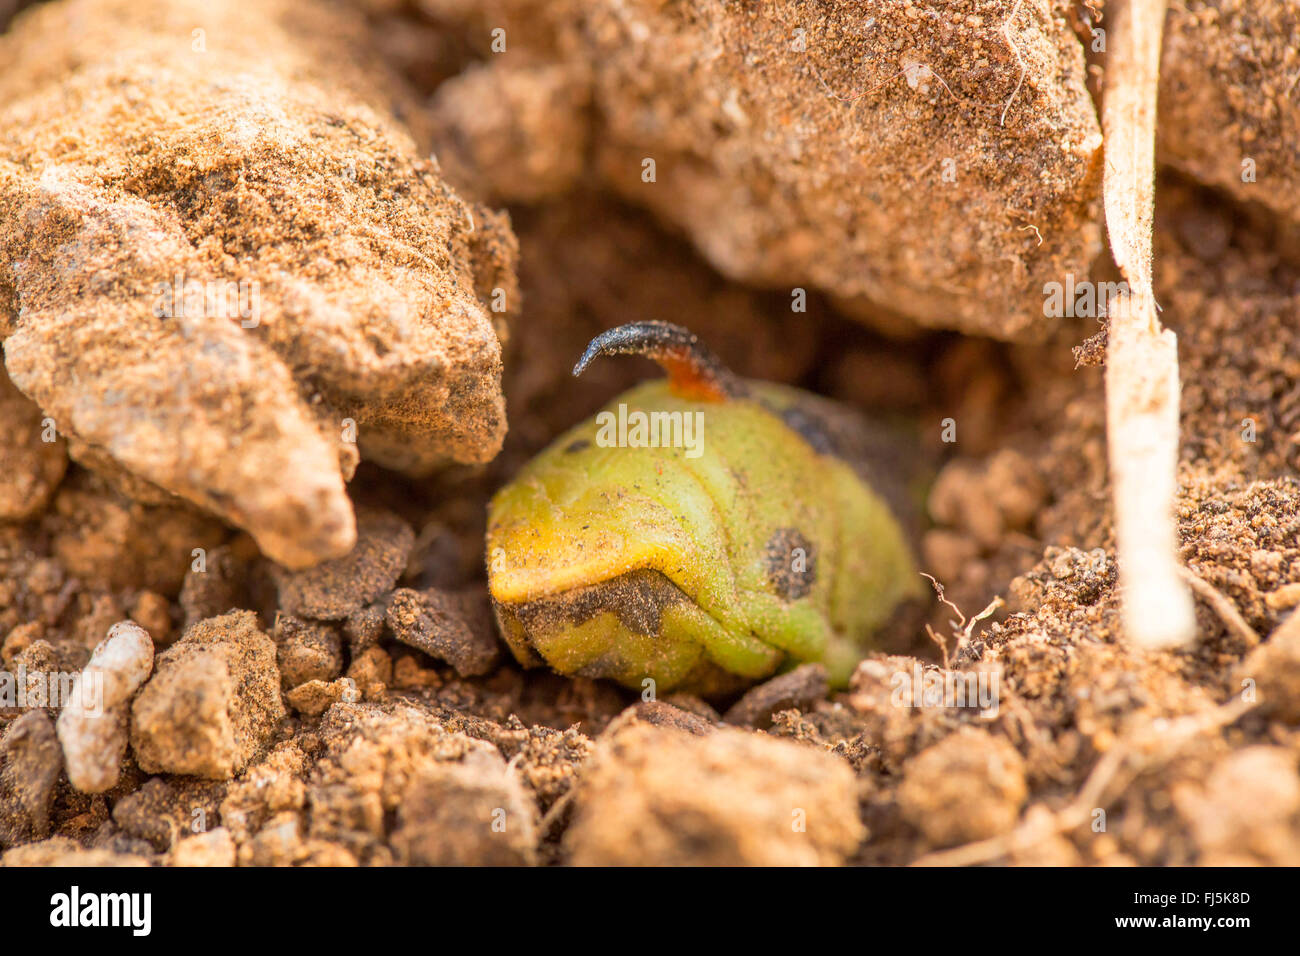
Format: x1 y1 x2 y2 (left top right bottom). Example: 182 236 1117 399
55 620 155 793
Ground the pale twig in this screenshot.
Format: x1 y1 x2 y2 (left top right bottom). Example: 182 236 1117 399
921 573 1004 663
538 788 577 835
925 624 951 670
963 596 1004 643
1178 565 1261 647
921 572 966 630
1102 0 1195 650
911 696 1255 866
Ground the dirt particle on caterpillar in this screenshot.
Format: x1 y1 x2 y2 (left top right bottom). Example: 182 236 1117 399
764 528 817 600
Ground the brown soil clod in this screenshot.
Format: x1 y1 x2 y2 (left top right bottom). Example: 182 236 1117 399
386 587 501 678
723 663 830 729
0 0 516 569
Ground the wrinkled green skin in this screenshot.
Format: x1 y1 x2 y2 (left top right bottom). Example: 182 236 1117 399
487 379 920 696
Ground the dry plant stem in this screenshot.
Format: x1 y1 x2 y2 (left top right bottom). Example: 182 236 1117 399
1101 0 1196 650
911 696 1256 867
921 573 1004 669
1178 566 1261 648
538 788 577 835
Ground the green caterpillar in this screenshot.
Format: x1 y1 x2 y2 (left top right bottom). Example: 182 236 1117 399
486 321 920 696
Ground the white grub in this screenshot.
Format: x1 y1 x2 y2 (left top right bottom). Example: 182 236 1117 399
56 620 155 793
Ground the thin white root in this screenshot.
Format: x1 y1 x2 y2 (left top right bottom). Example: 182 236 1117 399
999 0 1027 126
920 573 1004 668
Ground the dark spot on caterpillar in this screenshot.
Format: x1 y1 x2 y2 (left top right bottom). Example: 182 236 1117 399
778 405 839 457
512 568 687 637
564 438 591 454
765 528 816 600
771 393 919 544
